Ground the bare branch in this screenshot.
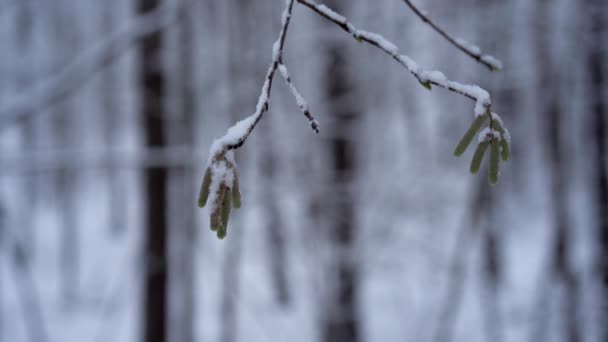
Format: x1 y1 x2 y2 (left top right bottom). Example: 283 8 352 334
399 0 503 71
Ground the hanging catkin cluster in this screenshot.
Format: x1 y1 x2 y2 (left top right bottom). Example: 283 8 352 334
198 152 241 239
453 111 511 185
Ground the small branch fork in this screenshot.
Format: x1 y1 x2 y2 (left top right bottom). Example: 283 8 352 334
399 0 503 71
213 0 306 153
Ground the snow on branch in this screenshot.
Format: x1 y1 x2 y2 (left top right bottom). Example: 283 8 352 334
296 0 510 184
278 63 319 133
399 0 503 71
297 0 493 116
208 0 298 154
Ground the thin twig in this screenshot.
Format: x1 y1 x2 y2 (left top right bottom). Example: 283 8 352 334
400 0 502 71
278 63 319 133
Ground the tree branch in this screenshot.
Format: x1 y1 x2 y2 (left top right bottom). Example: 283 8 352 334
210 0 297 154
297 0 493 118
399 0 503 71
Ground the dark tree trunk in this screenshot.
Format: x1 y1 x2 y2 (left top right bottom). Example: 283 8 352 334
474 2 511 341
137 0 168 342
321 1 360 341
48 0 80 309
532 1 581 341
585 0 608 339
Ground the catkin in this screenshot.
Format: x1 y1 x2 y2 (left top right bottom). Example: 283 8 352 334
454 115 488 156
221 188 232 233
488 141 500 185
198 168 212 208
470 142 489 174
500 138 510 161
231 171 241 208
210 186 225 232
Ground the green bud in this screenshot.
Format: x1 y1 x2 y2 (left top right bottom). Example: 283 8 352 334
231 172 241 209
420 81 432 90
198 168 212 208
488 141 500 185
500 138 510 161
355 36 363 43
470 142 489 174
454 115 489 156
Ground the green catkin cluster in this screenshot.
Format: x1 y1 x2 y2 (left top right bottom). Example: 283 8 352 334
198 154 242 240
454 114 488 156
454 111 511 185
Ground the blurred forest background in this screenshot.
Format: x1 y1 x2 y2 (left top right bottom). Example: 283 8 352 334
0 0 606 341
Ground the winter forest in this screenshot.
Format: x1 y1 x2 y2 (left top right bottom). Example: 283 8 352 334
0 0 606 341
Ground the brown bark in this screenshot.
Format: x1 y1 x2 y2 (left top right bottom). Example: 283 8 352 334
586 0 608 339
321 1 361 341
137 0 168 341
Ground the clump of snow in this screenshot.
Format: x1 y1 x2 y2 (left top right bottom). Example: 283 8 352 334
316 4 347 24
397 55 420 74
356 30 398 54
481 55 503 70
272 41 281 61
478 127 500 143
279 64 309 112
419 70 447 84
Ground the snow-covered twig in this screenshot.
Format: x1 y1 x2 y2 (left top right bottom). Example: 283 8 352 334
297 0 510 185
399 0 503 71
297 0 493 117
278 63 319 133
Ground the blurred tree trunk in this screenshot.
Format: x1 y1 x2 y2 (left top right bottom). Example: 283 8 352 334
48 0 80 308
321 1 361 341
257 0 290 308
16 0 36 257
137 0 168 341
531 1 581 341
261 135 290 306
218 0 251 341
585 0 608 339
102 1 127 236
168 1 197 341
474 1 513 341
